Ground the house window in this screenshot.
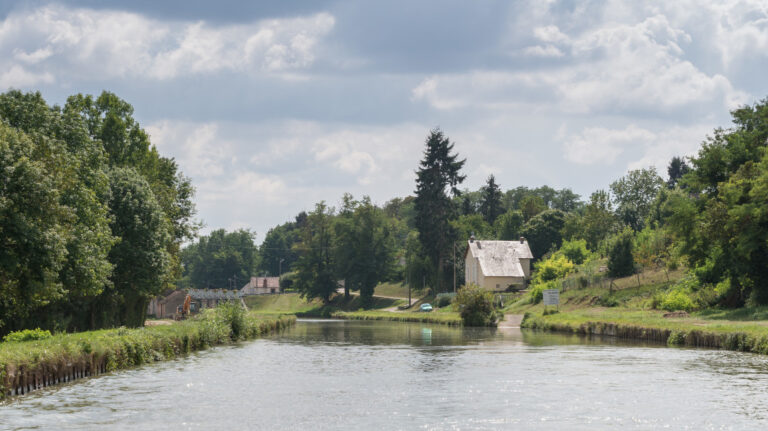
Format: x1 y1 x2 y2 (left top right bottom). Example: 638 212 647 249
496 284 500 290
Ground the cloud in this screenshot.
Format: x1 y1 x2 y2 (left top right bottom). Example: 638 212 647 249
413 14 748 115
562 123 712 171
0 5 335 87
0 64 53 88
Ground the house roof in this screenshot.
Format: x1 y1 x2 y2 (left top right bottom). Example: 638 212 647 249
242 277 280 290
467 240 533 278
187 288 243 300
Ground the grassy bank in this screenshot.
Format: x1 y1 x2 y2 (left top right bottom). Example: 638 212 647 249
244 293 406 317
333 310 462 326
0 308 295 399
522 309 768 354
513 267 768 354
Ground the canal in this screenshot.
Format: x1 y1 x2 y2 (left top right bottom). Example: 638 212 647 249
3 319 768 429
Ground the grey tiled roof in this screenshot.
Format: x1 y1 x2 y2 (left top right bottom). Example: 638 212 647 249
467 240 532 278
187 288 243 300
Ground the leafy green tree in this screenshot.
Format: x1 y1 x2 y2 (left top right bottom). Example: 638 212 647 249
104 168 171 327
607 228 635 278
258 224 298 277
294 202 337 303
551 188 582 212
520 209 566 259
182 229 258 289
532 254 575 283
414 129 466 291
0 124 71 332
494 210 525 240
404 231 431 292
520 194 546 221
479 174 503 224
334 197 397 306
610 167 664 231
558 239 591 265
580 190 618 250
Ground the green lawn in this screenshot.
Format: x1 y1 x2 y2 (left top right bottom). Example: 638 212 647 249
333 310 462 326
374 282 423 298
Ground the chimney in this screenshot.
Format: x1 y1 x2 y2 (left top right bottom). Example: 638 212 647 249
520 236 525 244
469 233 475 243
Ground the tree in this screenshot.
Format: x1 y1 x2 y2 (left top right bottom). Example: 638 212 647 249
667 156 690 189
494 210 524 240
104 168 171 327
558 239 591 265
479 174 503 224
0 123 71 332
551 189 582 212
259 225 298 277
182 229 258 289
607 228 635 278
294 202 337 303
520 209 566 259
610 167 664 231
580 190 618 250
520 194 546 221
334 197 396 306
414 129 466 292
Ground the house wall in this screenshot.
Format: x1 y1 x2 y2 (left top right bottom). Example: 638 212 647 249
520 259 531 278
483 276 525 291
464 252 528 291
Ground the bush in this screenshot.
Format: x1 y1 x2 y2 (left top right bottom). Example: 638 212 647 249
559 239 591 265
3 328 53 342
607 228 635 277
216 301 246 340
456 285 498 327
435 293 453 308
533 254 575 283
528 280 558 304
659 290 696 312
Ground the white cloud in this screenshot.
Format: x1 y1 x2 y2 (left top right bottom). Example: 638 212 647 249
413 13 749 115
0 5 335 87
0 65 53 88
562 123 712 171
146 121 231 178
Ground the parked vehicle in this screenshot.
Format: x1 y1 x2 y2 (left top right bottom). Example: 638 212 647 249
419 303 433 312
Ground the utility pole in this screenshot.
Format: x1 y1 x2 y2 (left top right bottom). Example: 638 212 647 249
407 275 411 307
279 258 285 292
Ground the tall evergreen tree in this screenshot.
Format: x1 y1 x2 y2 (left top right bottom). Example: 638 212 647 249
479 174 503 224
666 156 690 189
414 129 466 292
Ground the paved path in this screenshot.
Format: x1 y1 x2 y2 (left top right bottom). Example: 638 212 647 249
498 314 523 329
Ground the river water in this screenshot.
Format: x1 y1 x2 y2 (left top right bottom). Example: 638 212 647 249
3 319 768 430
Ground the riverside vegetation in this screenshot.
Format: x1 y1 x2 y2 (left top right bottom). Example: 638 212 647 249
0 304 295 399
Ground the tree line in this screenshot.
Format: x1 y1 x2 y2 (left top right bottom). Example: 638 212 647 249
0 90 196 335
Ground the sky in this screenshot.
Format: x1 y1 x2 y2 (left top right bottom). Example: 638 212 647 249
1 0 767 240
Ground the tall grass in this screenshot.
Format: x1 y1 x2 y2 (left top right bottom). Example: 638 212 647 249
0 307 295 399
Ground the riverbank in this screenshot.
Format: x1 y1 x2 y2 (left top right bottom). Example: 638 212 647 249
0 310 295 399
521 309 768 353
333 310 462 326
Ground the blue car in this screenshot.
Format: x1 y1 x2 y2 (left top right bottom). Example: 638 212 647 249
419 303 433 312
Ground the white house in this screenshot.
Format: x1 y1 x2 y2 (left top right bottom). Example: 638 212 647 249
240 276 281 295
464 236 533 291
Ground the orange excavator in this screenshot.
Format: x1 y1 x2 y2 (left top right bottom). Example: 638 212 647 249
181 294 192 319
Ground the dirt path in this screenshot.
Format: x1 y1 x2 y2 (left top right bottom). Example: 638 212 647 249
498 314 523 329
145 319 174 326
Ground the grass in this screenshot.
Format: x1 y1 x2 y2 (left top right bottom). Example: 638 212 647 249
0 308 295 399
373 282 423 298
513 267 768 355
244 293 324 315
333 310 462 326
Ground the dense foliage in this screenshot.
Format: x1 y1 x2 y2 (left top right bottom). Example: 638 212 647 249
0 90 196 335
456 284 498 327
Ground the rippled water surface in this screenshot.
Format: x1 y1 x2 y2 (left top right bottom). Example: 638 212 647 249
3 319 768 430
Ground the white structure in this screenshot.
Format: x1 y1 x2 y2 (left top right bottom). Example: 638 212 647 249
241 277 281 295
464 236 533 291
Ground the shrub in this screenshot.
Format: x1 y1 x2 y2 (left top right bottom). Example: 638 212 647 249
559 239 591 265
435 293 453 308
607 228 635 277
659 290 696 312
3 328 53 342
528 280 558 304
216 301 246 340
533 254 575 284
456 284 498 327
